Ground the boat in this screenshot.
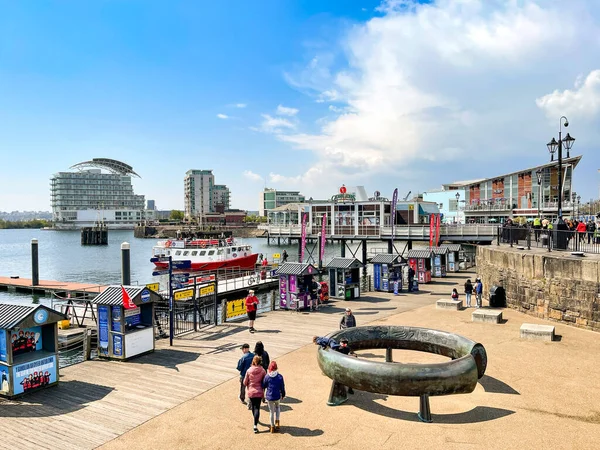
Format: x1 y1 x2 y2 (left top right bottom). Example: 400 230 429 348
151 237 258 271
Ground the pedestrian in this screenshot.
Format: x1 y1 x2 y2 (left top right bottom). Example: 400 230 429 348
245 290 259 333
312 335 341 350
262 361 286 433
236 343 254 406
451 288 459 300
408 266 415 292
243 355 267 434
340 307 356 329
576 220 587 243
254 341 270 373
464 279 473 308
310 279 320 311
587 220 596 244
282 249 288 262
475 278 483 308
335 338 357 394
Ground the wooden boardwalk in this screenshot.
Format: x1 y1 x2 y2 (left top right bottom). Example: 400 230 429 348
0 276 106 297
0 275 469 450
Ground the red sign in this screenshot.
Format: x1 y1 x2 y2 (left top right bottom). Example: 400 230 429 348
186 274 216 285
340 185 347 194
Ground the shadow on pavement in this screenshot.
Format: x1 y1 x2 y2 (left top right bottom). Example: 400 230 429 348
281 396 303 404
128 348 201 372
279 425 324 437
479 375 520 395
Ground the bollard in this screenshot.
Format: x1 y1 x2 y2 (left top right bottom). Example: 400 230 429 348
386 347 393 362
31 238 39 286
121 242 131 285
83 328 92 360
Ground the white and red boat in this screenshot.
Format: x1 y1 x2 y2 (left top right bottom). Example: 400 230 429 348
151 237 258 271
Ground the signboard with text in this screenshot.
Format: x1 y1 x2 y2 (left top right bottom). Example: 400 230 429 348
12 355 57 395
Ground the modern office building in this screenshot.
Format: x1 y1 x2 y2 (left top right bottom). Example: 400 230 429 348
259 188 305 216
430 156 582 223
184 170 231 219
50 158 147 229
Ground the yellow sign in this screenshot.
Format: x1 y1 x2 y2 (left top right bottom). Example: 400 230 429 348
174 289 194 301
408 204 414 211
226 298 247 319
146 282 160 292
199 284 215 297
272 253 281 259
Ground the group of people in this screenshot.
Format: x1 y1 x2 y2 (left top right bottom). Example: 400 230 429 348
11 330 39 356
237 341 285 434
454 278 483 308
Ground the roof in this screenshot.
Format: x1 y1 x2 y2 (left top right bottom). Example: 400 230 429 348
0 303 67 329
276 262 318 276
326 257 362 269
431 247 449 255
406 249 434 259
370 254 404 264
70 158 140 178
440 244 462 252
89 286 160 306
270 203 304 212
419 203 440 215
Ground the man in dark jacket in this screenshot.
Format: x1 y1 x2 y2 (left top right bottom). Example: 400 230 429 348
335 338 357 394
587 220 596 244
313 336 341 350
236 343 254 404
340 308 356 329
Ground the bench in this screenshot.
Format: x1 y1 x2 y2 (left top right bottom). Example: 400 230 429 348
520 323 555 341
472 309 503 324
436 299 462 311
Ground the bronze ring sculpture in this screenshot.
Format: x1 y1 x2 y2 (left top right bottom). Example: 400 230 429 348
317 325 487 422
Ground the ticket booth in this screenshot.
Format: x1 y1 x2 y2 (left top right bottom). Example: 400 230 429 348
90 286 161 361
440 244 461 272
431 247 449 278
327 257 362 300
0 303 67 399
277 262 318 310
372 254 405 292
407 249 433 284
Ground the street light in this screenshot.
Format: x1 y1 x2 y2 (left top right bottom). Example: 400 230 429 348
572 192 577 219
577 195 581 219
536 169 543 218
546 116 575 219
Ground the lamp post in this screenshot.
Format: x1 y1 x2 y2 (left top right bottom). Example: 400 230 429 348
571 192 577 219
455 192 460 224
577 195 581 219
536 169 543 218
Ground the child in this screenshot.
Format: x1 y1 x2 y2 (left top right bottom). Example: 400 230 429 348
451 288 459 300
262 361 286 433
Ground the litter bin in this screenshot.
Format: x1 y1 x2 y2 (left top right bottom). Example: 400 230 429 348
489 286 506 308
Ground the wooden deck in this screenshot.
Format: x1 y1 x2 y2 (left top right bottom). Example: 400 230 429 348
0 276 106 297
0 274 471 449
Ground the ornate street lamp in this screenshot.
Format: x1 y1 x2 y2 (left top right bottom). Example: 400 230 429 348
546 116 575 220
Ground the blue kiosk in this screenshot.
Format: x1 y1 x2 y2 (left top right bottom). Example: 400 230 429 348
371 254 406 293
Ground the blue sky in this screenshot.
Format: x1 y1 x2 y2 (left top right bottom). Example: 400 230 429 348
1 0 600 212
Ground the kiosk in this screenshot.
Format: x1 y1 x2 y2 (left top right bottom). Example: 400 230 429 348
90 286 161 361
407 249 433 284
277 262 318 310
0 303 67 399
440 244 461 272
431 247 449 278
372 254 405 293
327 257 362 300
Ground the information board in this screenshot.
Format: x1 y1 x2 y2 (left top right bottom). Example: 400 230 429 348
0 329 6 362
111 306 122 332
12 355 57 395
98 306 109 351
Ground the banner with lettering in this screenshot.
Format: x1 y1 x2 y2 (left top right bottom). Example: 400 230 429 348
391 188 398 239
429 214 435 248
12 355 57 395
300 212 308 263
435 213 441 247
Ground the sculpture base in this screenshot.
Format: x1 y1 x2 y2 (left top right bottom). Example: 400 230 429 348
327 381 349 406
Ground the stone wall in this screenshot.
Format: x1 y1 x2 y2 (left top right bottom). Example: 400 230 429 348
477 246 600 332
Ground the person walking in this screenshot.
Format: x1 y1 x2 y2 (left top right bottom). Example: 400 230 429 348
262 361 286 433
577 220 587 244
254 341 270 373
236 343 254 406
475 278 483 308
408 266 415 292
245 290 259 333
281 249 288 262
243 355 267 434
587 220 596 244
464 279 473 308
340 307 356 329
533 216 542 242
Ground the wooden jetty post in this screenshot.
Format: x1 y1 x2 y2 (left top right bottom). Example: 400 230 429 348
31 238 39 286
121 242 131 285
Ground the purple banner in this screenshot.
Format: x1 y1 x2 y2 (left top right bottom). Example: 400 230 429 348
391 188 398 239
320 213 327 263
300 212 308 263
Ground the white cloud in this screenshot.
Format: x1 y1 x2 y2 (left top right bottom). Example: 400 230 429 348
536 70 600 121
216 113 229 119
276 105 299 116
252 114 296 134
243 170 264 182
235 103 247 108
266 0 600 191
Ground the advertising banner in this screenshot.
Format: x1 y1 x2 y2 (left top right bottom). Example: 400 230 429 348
11 326 42 357
279 275 287 304
113 335 123 356
429 214 435 248
300 212 308 263
125 307 141 327
289 275 297 293
435 213 441 247
0 329 6 362
12 355 57 395
320 213 327 261
373 265 381 290
111 306 122 332
1 366 9 395
98 306 109 351
391 188 398 239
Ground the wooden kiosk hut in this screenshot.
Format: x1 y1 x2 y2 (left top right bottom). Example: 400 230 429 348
327 257 362 300
407 249 434 284
440 244 461 272
371 254 405 293
0 303 67 399
277 262 318 310
431 247 449 278
90 286 161 361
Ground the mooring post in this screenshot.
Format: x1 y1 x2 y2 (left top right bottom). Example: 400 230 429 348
121 242 131 285
31 238 39 286
341 239 346 258
83 328 92 361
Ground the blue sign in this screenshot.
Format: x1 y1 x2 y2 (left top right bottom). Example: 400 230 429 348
171 260 192 269
12 355 57 395
150 257 170 263
33 308 49 325
113 335 123 356
152 270 170 276
0 329 6 362
393 280 399 296
373 264 381 290
111 306 122 332
98 306 109 351
172 274 189 283
140 290 151 303
171 282 185 290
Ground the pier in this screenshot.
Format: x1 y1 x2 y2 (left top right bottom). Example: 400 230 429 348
0 276 105 297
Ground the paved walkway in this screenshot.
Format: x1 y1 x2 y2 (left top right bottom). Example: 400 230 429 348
0 274 455 450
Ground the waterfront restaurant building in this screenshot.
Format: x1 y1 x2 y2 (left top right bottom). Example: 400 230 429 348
436 156 582 223
51 158 147 230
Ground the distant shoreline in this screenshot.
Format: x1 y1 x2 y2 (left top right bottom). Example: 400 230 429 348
0 219 51 230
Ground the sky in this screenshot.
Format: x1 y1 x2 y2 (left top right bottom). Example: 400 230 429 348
1 0 600 212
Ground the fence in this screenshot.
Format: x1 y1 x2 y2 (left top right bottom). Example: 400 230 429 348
497 226 600 254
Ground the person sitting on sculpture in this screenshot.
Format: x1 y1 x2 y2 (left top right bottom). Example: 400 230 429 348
313 336 341 351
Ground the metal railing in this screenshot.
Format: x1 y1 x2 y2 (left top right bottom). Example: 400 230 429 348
497 225 600 254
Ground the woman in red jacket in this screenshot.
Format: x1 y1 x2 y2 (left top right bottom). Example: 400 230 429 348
576 220 587 243
245 290 259 333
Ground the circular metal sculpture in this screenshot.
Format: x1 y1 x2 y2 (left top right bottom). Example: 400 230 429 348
317 325 487 422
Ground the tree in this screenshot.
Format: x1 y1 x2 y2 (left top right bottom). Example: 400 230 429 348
169 210 184 221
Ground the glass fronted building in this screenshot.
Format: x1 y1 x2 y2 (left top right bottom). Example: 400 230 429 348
259 189 306 216
184 170 231 218
50 158 146 229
